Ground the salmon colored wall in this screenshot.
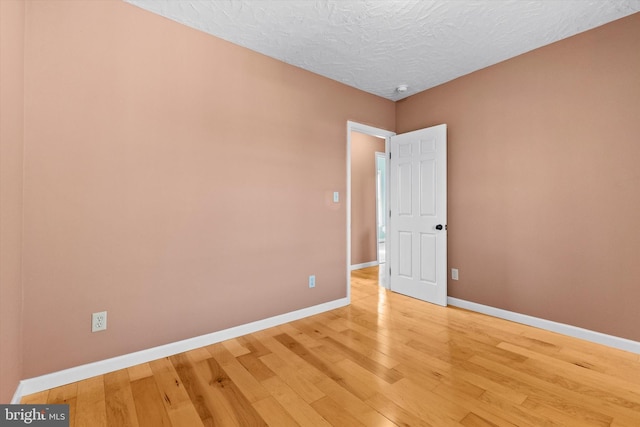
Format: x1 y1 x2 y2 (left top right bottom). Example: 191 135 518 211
20 0 394 378
396 13 640 341
8 0 638 391
351 132 385 266
0 0 25 403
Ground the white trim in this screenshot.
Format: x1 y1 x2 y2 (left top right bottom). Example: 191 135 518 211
14 297 349 399
375 151 386 267
11 382 24 404
347 121 395 296
448 297 640 354
347 121 395 139
350 261 379 270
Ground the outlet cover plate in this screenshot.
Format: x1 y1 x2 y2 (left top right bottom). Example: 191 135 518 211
92 311 107 332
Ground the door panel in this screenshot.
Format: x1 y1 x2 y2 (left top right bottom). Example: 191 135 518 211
389 124 447 306
398 163 412 215
398 232 412 277
420 160 436 215
420 232 437 282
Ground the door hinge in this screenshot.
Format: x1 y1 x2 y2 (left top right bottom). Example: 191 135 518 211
389 152 392 159
389 209 391 218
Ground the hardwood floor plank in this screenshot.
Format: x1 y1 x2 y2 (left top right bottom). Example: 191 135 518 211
470 356 616 426
127 363 153 382
556 346 640 383
279 322 327 349
274 330 391 402
453 401 520 427
75 375 107 427
385 377 468 426
498 342 640 405
521 396 610 427
365 392 436 427
303 343 346 364
258 333 328 383
20 389 49 404
149 357 203 427
273 333 338 380
432 379 486 401
478 390 564 427
184 347 213 364
148 358 189 409
47 382 78 427
47 382 77 404
332 357 393 400
392 361 448 392
221 338 252 358
130 376 172 427
612 418 640 427
327 330 400 369
104 369 139 427
320 335 403 383
207 342 270 403
252 396 299 427
194 356 267 426
493 346 640 425
460 412 501 427
259 352 325 403
260 376 331 427
394 361 524 427
169 353 216 426
310 396 368 427
237 351 276 382
438 308 560 355
288 316 330 341
236 333 272 357
313 376 396 426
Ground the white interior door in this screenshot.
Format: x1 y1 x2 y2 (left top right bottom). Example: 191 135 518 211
389 124 447 306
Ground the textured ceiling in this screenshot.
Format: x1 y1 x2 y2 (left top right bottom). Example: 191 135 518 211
124 0 640 101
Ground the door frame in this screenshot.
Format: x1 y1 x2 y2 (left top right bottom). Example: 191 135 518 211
375 151 386 265
346 121 395 301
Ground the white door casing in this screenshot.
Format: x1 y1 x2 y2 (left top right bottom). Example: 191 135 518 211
346 121 395 297
375 151 386 264
389 124 447 306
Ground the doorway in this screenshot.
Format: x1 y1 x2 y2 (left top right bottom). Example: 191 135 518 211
347 122 395 300
347 121 448 307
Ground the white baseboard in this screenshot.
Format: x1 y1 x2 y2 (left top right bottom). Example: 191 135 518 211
448 297 640 355
14 297 349 401
350 261 378 270
10 382 24 404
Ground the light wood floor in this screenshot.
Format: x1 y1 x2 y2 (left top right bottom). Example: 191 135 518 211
22 266 640 426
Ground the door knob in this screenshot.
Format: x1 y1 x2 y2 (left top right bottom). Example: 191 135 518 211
435 224 443 230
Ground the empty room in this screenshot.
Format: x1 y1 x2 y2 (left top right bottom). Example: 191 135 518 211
1 0 639 425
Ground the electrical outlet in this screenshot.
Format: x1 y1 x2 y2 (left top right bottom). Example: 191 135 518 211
92 311 107 332
451 268 459 281
309 275 316 288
